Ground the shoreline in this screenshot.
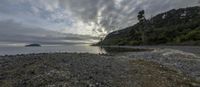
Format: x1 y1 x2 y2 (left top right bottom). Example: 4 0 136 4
1 49 200 87
0 45 199 56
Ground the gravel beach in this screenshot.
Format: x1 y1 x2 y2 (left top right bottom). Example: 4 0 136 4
1 48 200 87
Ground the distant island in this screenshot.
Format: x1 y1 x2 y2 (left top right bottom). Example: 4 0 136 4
25 44 41 47
97 6 200 46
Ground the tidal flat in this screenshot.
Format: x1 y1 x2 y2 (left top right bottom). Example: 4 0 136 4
0 48 200 87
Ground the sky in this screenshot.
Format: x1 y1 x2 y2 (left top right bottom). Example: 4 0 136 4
0 0 199 45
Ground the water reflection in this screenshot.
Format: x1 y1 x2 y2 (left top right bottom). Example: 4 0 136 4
100 46 153 53
0 44 154 56
0 44 106 55
2 45 198 56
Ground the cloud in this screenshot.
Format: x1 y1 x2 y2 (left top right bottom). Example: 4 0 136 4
0 0 199 40
0 19 98 44
59 0 199 33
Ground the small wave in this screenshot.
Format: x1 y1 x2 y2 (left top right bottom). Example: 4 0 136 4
160 49 200 58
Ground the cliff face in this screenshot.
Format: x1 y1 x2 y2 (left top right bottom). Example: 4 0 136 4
98 6 200 46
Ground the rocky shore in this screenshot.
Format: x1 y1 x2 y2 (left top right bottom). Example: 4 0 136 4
1 48 200 87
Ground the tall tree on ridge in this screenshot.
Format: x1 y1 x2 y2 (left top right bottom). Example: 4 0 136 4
137 10 147 44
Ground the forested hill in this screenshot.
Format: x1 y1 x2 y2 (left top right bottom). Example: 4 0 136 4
98 6 200 46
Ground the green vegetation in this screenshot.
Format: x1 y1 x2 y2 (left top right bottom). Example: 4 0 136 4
98 6 200 46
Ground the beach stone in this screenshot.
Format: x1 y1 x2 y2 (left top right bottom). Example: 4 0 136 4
0 50 200 87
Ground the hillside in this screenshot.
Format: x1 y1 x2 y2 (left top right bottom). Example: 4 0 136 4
97 6 200 46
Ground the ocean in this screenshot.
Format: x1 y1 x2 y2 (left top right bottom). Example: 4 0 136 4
0 44 199 56
0 44 106 55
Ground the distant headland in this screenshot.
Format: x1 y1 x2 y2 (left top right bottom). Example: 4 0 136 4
25 44 41 47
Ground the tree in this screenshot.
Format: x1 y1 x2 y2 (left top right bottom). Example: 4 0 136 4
137 10 146 22
137 10 147 44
